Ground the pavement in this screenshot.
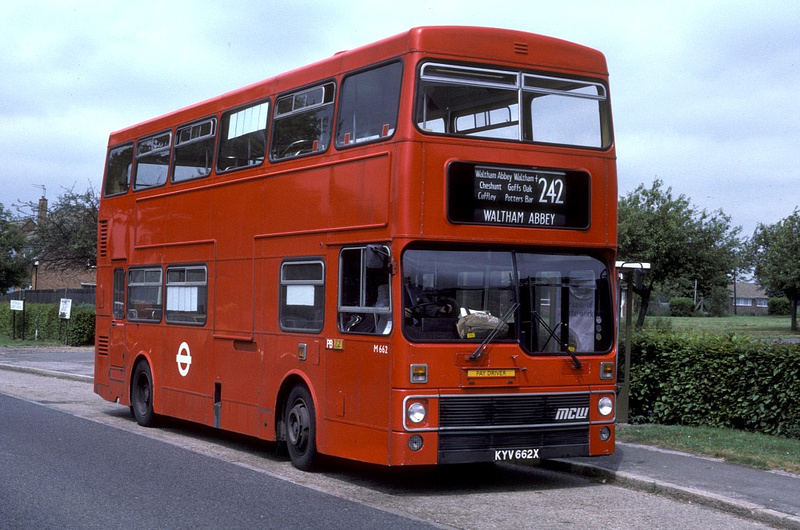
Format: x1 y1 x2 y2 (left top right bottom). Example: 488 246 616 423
1 346 799 529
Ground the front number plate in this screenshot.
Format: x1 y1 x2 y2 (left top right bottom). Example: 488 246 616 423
494 448 540 461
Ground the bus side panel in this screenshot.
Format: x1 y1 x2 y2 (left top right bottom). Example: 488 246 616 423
329 152 391 232
211 338 261 437
165 191 211 245
134 199 166 248
210 180 264 258
321 420 391 465
254 248 324 443
262 166 331 236
158 327 211 426
322 334 392 464
214 258 254 338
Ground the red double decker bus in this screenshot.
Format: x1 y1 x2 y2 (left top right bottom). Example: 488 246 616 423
94 26 618 470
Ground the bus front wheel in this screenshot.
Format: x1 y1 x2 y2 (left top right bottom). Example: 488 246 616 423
131 361 156 427
284 385 317 470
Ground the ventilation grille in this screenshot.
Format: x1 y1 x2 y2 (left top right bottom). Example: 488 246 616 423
513 41 529 55
97 335 110 355
98 219 109 258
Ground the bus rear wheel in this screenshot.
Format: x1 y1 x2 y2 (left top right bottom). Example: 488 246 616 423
131 360 156 427
284 385 317 470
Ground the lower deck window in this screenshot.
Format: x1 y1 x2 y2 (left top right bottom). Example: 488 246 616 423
127 268 163 322
280 260 324 332
166 265 208 325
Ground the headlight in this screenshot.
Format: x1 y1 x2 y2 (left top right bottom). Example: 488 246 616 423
598 396 613 416
407 401 427 423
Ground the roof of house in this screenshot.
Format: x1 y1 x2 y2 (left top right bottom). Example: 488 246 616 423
728 282 768 299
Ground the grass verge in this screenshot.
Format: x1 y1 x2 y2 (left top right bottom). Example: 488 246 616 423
617 423 800 475
641 315 800 340
0 336 63 348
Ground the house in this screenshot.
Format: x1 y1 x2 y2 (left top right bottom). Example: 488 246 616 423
728 282 769 315
16 196 96 291
31 260 95 290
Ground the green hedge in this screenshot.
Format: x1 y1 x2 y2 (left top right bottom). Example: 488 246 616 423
0 303 95 346
628 331 800 439
669 297 695 317
768 297 791 316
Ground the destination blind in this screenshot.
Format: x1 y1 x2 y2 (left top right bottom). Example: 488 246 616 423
447 162 590 229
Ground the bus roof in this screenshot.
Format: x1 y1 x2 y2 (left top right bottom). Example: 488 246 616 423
108 26 608 145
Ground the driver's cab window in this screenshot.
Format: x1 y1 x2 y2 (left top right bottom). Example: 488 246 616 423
338 245 392 335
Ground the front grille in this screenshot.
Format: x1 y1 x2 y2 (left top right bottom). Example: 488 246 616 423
437 393 591 463
439 393 590 428
439 426 588 451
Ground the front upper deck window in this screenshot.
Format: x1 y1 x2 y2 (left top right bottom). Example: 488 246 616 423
415 63 611 149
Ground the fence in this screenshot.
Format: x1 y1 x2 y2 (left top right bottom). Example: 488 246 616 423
1 288 96 306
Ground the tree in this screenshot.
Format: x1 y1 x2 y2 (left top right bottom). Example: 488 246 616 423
750 209 800 331
0 203 30 291
21 186 99 271
618 179 741 327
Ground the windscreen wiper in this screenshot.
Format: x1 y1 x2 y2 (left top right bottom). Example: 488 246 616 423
467 303 520 361
531 311 582 370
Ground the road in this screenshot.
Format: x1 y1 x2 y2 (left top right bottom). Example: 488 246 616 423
0 369 772 529
0 392 433 529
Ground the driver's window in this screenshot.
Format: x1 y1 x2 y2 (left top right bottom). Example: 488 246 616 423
338 246 392 335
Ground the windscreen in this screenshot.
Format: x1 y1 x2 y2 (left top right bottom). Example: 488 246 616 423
402 249 613 353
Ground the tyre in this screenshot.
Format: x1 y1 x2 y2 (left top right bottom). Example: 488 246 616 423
284 385 318 470
131 360 156 427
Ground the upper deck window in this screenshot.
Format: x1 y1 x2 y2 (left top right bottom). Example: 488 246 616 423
336 61 402 147
217 100 269 172
104 143 134 196
415 62 611 149
134 131 171 190
173 118 216 183
522 74 607 148
271 82 334 161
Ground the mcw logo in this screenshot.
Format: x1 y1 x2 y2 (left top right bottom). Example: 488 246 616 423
555 407 589 420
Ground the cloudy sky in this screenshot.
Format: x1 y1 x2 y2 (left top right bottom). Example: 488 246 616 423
2 0 798 236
